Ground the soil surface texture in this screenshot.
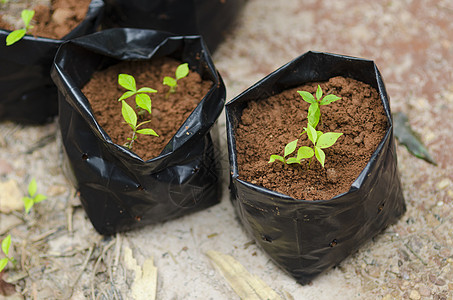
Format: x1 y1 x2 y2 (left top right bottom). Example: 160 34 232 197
236 76 387 200
82 58 212 160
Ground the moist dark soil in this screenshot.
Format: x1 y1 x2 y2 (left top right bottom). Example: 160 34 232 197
235 76 388 200
82 58 212 161
0 0 91 39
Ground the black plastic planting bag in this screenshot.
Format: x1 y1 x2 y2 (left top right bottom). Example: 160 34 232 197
0 0 104 124
101 0 245 52
51 28 225 235
225 51 406 284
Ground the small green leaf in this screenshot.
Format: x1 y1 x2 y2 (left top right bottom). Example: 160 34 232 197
163 76 176 87
6 29 26 46
135 94 151 114
121 101 137 128
317 132 343 148
320 94 341 105
316 85 322 100
306 124 318 145
34 194 47 203
28 178 37 197
307 103 320 128
175 63 189 80
315 147 326 167
297 91 316 104
316 131 323 139
297 146 314 160
136 128 158 136
136 87 157 94
23 197 34 214
0 258 8 272
118 74 136 91
21 9 35 27
269 155 285 163
286 157 300 164
2 235 11 256
118 90 136 101
284 139 298 157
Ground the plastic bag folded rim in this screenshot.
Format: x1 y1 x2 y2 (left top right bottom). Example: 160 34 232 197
52 28 225 164
225 50 394 204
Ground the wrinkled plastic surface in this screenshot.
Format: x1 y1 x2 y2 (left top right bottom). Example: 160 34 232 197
0 0 104 124
51 28 226 235
101 0 246 52
225 51 406 284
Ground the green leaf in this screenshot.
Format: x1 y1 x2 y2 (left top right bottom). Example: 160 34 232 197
307 103 320 128
297 91 316 104
393 111 437 165
320 94 341 105
315 147 326 167
136 87 157 94
21 9 35 27
6 29 26 46
286 157 300 164
34 194 47 203
135 94 151 114
268 155 285 163
175 63 189 80
23 197 34 213
136 128 158 136
0 258 8 272
306 123 318 145
121 101 137 128
118 74 136 91
118 90 136 101
317 132 343 148
2 235 11 256
297 146 314 160
163 76 176 87
284 139 298 157
316 85 322 100
28 178 37 197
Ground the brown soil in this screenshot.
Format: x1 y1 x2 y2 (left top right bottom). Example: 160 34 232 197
235 76 388 201
0 0 90 39
82 58 212 161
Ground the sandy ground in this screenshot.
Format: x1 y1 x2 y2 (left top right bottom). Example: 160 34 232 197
1 0 453 299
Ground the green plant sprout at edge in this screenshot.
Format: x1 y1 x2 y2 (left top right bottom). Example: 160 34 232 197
163 63 189 98
0 235 16 273
22 178 47 214
6 9 35 46
118 74 159 149
269 85 343 168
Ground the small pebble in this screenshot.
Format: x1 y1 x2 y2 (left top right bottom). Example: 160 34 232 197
436 178 451 190
46 185 67 197
409 290 421 300
326 168 338 183
419 285 431 297
0 159 13 175
51 8 75 25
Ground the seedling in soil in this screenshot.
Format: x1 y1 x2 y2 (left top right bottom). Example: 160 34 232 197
6 9 35 46
269 123 343 168
118 74 157 116
163 63 189 97
0 235 16 272
298 85 341 128
121 100 159 149
22 178 47 214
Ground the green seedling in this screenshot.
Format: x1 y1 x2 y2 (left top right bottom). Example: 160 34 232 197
163 63 189 97
121 100 159 149
0 235 16 273
298 85 341 128
6 9 35 46
22 178 47 214
118 74 157 116
269 123 343 168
